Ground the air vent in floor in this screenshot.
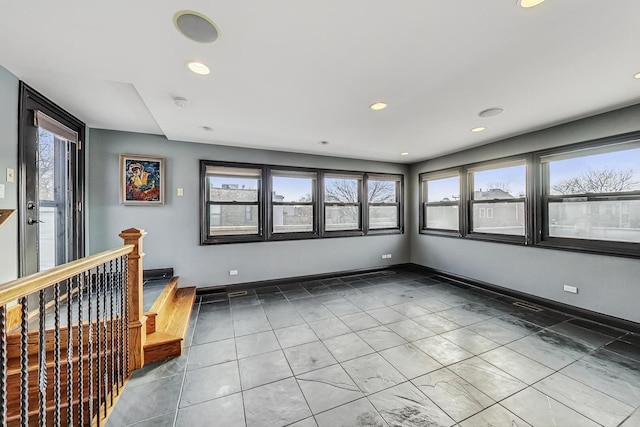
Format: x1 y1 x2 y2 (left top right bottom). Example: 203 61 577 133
228 291 248 298
513 301 544 312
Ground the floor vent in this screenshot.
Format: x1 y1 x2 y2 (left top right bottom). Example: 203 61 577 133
228 291 248 298
513 301 543 312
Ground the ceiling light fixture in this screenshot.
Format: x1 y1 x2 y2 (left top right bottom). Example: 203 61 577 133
518 0 546 8
401 152 410 156
173 96 190 108
174 11 219 43
634 72 640 79
471 127 486 133
370 102 388 111
478 107 505 118
187 61 210 75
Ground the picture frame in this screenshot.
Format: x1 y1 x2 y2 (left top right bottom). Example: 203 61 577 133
119 154 165 205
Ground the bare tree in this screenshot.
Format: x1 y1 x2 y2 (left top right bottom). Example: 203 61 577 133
38 129 55 200
324 179 395 203
552 167 639 194
487 181 511 194
368 181 396 203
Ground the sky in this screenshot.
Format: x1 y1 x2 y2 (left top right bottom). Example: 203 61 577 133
210 176 313 201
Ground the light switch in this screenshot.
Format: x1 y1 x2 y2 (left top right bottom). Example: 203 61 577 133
0 184 4 199
177 188 184 196
6 168 14 183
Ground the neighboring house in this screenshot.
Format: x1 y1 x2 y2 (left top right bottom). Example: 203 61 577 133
473 189 524 234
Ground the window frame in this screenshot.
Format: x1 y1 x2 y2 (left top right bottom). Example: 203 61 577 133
200 160 266 245
321 171 365 237
535 136 640 257
365 173 404 235
465 156 531 245
419 168 463 236
267 167 320 241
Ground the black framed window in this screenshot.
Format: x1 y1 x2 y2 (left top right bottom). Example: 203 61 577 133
539 140 640 255
420 170 461 234
468 159 527 242
367 174 402 232
323 173 363 235
201 163 264 244
269 169 318 239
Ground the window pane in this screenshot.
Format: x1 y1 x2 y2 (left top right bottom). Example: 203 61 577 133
209 205 259 236
472 202 525 235
369 205 398 229
273 175 314 203
425 205 458 230
426 176 459 202
473 164 526 199
209 175 260 202
325 206 360 231
548 199 640 243
325 177 360 202
273 205 313 233
368 180 397 203
548 147 640 195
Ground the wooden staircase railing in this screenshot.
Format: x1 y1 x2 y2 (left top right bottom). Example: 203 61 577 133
0 228 147 427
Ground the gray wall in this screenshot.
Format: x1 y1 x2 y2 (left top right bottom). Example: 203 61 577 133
410 104 640 323
0 66 19 283
88 130 410 287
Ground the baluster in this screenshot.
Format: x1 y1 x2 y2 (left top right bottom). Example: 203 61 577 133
109 259 115 405
124 255 130 377
0 305 7 426
102 263 109 419
54 283 61 426
38 290 47 427
67 276 76 427
115 257 122 392
95 266 103 427
78 274 85 426
20 297 29 426
87 271 94 424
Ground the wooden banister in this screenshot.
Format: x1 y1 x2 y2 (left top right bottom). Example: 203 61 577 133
0 245 135 307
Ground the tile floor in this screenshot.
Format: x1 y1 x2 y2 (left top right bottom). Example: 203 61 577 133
107 268 640 427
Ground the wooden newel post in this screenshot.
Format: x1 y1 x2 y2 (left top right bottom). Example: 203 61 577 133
119 227 147 371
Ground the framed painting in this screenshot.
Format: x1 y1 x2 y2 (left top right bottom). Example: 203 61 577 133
119 154 165 205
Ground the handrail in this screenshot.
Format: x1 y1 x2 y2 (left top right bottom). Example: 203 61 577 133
0 244 135 307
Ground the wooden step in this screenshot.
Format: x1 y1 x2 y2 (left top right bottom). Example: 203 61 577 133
144 286 196 363
144 277 178 334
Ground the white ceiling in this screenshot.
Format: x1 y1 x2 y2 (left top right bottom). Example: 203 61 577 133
1 1 640 163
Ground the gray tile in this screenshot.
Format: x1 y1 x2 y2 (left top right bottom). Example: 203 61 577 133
298 305 335 322
128 412 176 427
438 306 492 327
502 387 601 427
283 341 337 375
349 296 387 311
549 321 616 349
187 338 236 370
412 368 494 422
386 319 435 341
413 336 474 366
367 307 408 324
243 377 312 427
340 312 381 331
390 303 431 318
379 343 442 379
480 346 554 385
441 328 500 354
356 325 407 351
176 393 245 427
506 329 591 370
534 372 634 426
368 381 455 427
620 407 640 427
236 330 280 359
180 361 241 407
128 350 189 386
323 332 375 362
467 319 526 345
233 315 271 336
342 353 406 394
415 298 452 313
192 319 234 344
297 364 363 414
266 309 306 329
448 357 526 401
108 374 182 426
323 299 361 316
288 417 318 427
308 317 352 339
458 404 531 427
413 314 460 334
315 398 387 427
275 324 319 348
239 349 293 390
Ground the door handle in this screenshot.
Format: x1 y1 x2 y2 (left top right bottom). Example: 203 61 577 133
28 218 44 225
27 201 36 210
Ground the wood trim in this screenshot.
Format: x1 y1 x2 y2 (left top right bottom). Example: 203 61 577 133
0 245 135 307
0 209 16 229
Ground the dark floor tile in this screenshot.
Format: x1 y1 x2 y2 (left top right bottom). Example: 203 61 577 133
467 319 527 345
342 353 406 394
243 377 312 427
257 291 287 304
238 349 293 390
340 312 382 331
437 306 493 327
568 317 629 339
288 417 318 427
356 325 407 351
549 321 616 349
604 339 640 362
274 323 318 348
622 332 640 346
233 314 271 336
323 332 375 362
280 286 313 300
413 335 474 366
187 338 236 370
508 306 572 328
308 317 351 339
479 347 554 385
192 319 234 345
176 393 245 427
459 404 531 427
235 330 280 359
449 357 526 401
315 398 387 427
283 341 337 375
379 343 442 379
128 350 189 386
180 361 240 407
266 309 306 329
129 412 176 427
297 364 363 414
506 329 591 370
108 374 183 426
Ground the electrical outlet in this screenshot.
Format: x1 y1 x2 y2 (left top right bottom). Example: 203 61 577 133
229 270 238 276
177 188 184 196
6 168 14 183
563 285 578 294
387 254 392 259
381 255 386 259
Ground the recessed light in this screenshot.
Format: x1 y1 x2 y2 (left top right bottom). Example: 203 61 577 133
174 11 219 43
518 0 546 8
370 102 388 111
401 152 410 156
478 107 505 118
471 127 486 133
187 61 210 75
634 72 640 79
